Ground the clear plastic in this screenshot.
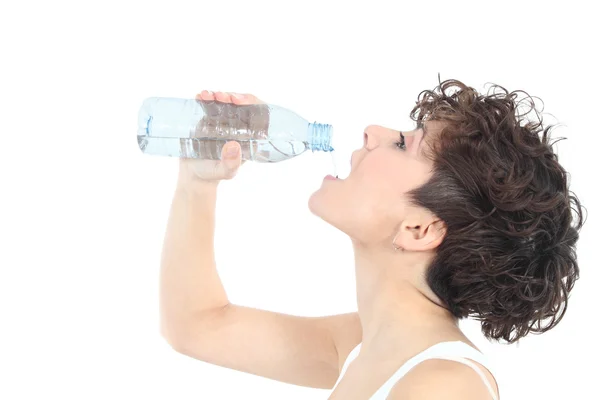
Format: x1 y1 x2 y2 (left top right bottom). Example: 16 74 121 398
137 97 333 163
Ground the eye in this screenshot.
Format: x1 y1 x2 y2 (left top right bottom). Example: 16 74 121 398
395 132 406 151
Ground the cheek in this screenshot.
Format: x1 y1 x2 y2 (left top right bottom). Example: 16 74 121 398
308 168 408 242
348 163 406 219
348 159 424 229
341 182 402 241
354 157 407 198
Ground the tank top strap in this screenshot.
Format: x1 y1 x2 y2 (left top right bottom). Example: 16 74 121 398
372 341 498 400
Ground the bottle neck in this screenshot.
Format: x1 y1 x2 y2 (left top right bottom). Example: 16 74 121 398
307 122 334 152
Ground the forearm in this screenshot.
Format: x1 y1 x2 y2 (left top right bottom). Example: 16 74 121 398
159 181 229 338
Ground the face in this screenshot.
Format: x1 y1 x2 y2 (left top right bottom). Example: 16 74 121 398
308 121 438 246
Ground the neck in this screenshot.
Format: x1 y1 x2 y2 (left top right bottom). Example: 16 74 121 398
352 242 459 352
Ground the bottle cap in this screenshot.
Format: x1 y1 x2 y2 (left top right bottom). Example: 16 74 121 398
309 122 334 152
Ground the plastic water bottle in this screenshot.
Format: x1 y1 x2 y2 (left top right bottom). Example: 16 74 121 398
137 97 334 163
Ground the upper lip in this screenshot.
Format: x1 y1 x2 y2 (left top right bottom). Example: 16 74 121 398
350 151 359 170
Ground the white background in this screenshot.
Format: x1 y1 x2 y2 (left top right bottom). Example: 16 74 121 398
1 0 598 399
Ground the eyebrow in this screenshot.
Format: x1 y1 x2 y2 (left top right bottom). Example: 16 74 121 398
417 121 427 136
417 121 427 149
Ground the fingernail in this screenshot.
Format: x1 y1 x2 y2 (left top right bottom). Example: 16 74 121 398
232 93 244 100
226 146 239 157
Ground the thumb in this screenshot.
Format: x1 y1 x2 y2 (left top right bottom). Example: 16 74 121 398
219 142 242 178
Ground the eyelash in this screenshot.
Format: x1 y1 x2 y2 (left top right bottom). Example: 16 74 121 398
395 132 406 151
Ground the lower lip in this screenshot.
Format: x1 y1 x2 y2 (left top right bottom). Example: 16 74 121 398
324 175 337 181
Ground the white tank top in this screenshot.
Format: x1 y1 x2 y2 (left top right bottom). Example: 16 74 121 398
331 341 499 399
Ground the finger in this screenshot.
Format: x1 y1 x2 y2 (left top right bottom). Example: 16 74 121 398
229 92 266 105
219 142 242 179
195 90 215 101
228 92 246 105
214 91 231 103
221 141 242 163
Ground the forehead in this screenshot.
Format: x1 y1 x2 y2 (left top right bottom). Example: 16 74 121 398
401 120 438 154
420 120 444 139
417 120 445 158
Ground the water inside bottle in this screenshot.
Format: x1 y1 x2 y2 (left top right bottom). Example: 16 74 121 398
138 135 310 163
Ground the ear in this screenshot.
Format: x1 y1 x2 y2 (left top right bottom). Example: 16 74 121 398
393 217 446 252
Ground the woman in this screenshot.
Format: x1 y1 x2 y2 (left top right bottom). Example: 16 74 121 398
159 79 583 399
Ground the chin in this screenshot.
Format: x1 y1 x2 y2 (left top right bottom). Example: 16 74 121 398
307 189 324 218
308 189 345 231
308 177 340 214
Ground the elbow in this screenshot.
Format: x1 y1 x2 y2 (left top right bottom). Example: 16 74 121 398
159 305 230 354
160 322 190 354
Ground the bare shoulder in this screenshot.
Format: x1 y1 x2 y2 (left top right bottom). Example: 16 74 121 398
386 358 496 400
325 312 362 371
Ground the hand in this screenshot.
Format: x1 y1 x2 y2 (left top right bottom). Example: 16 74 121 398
177 91 266 184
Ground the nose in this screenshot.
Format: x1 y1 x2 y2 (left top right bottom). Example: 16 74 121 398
363 125 398 149
363 125 380 149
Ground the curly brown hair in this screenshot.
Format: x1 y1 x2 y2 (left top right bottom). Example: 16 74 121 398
406 78 584 344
